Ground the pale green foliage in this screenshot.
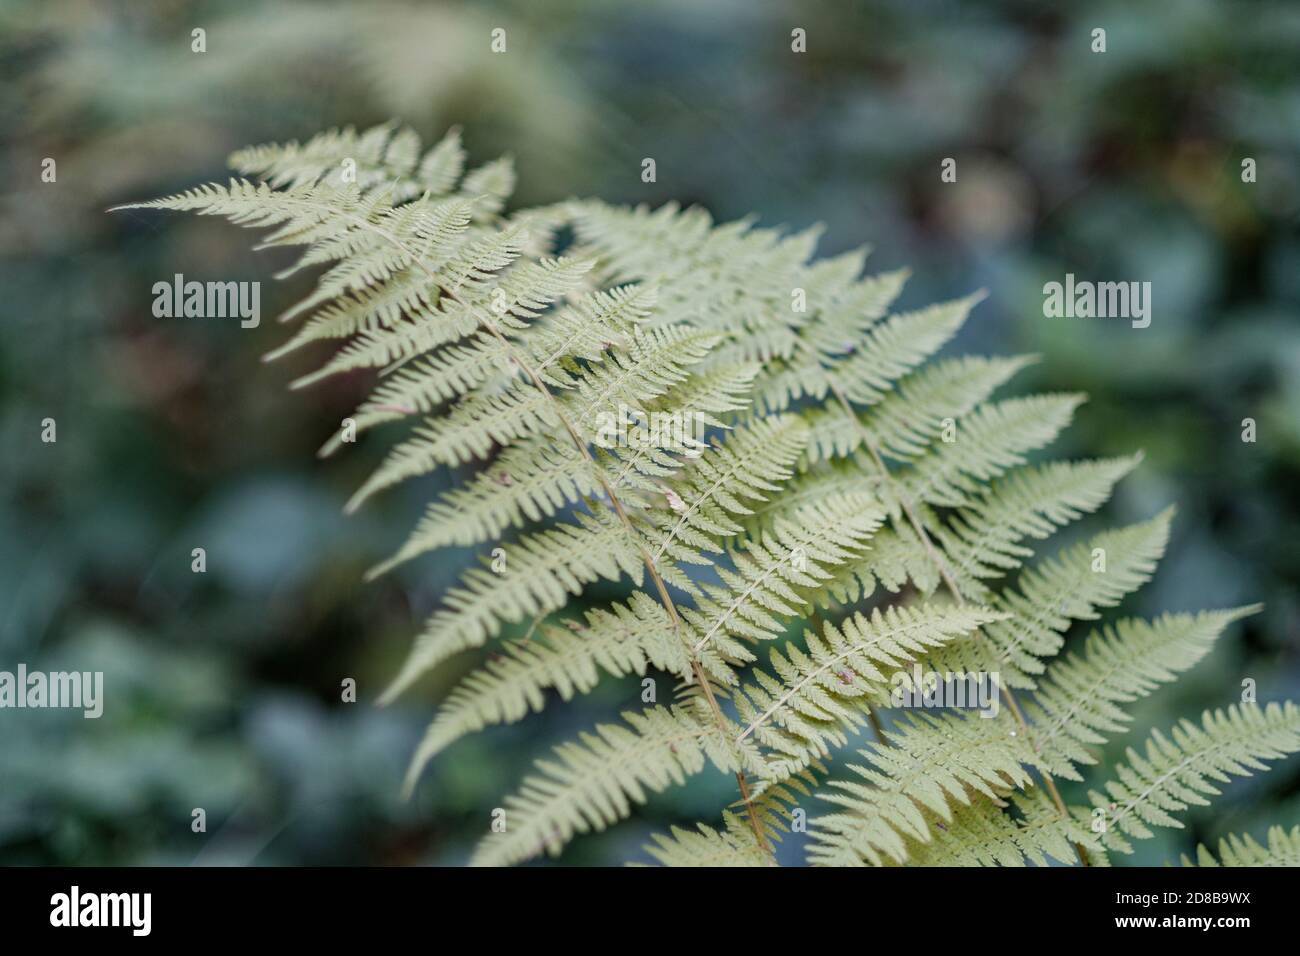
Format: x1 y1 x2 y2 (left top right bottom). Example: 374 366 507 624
897 791 1102 867
1184 825 1300 867
641 813 773 867
120 122 1299 867
469 699 760 868
810 709 1041 866
737 603 1008 784
1029 607 1262 779
405 591 683 788
1086 703 1300 854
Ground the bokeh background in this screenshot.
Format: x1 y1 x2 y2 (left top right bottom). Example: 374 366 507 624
3 0 1298 866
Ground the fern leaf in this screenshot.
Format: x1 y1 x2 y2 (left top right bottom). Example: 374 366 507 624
1086 702 1300 853
647 415 810 561
894 393 1086 510
266 269 439 361
405 592 687 786
131 126 1300 871
683 493 886 668
738 603 1009 783
809 710 1039 866
346 379 560 509
114 178 364 231
803 355 1035 466
229 122 447 194
1088 703 1300 854
569 325 719 434
460 156 516 220
818 521 943 601
752 269 910 412
641 812 773 867
802 268 911 354
416 127 467 195
1184 825 1300 867
370 363 760 576
310 258 598 445
368 440 590 575
940 455 1143 588
1029 606 1261 779
469 702 753 867
935 510 1173 689
828 293 985 406
900 789 1100 867
380 505 646 703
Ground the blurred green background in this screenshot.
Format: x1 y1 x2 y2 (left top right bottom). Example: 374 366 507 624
2 0 1298 866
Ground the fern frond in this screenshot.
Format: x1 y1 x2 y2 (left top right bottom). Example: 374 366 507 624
369 362 762 575
747 490 943 603
751 270 911 412
937 510 1174 689
826 293 985 406
1029 606 1262 779
1089 703 1300 854
114 177 367 230
469 701 759 867
894 393 1086 510
130 125 1300 871
273 194 479 296
229 122 465 198
266 269 438 360
405 591 687 786
683 493 886 668
732 467 944 605
368 441 589 576
803 355 1035 466
336 322 709 505
738 603 1009 784
1184 825 1300 867
647 414 810 561
460 156 516 220
380 505 646 703
522 281 654 361
940 455 1143 588
819 521 944 601
900 789 1101 867
569 325 719 432
802 267 910 353
310 258 600 444
743 465 877 529
605 362 760 493
277 284 479 374
414 128 469 196
346 380 560 508
809 710 1039 866
641 812 773 867
739 762 828 840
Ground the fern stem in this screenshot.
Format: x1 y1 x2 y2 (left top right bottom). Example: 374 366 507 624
519 612 545 644
826 380 1090 866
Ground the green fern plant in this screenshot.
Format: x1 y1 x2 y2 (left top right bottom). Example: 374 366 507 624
114 123 1300 867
